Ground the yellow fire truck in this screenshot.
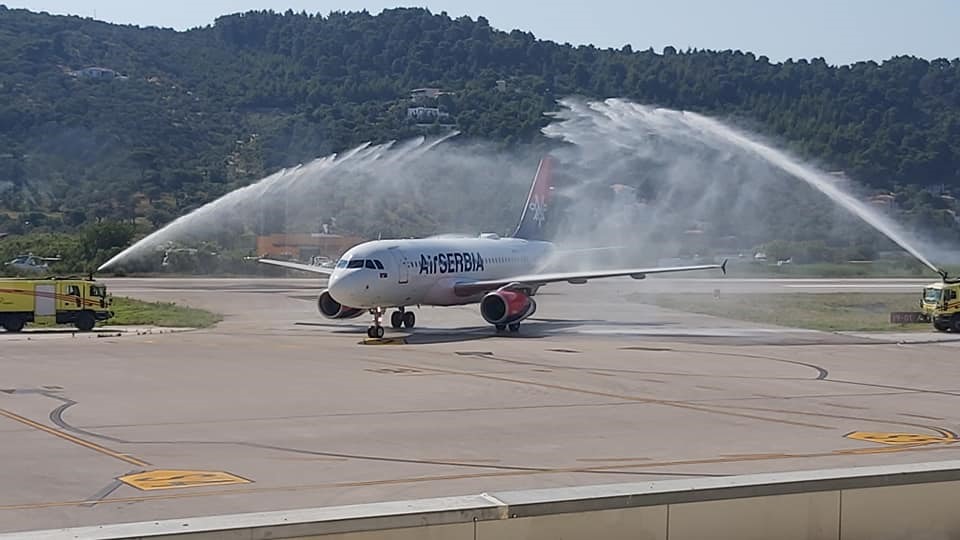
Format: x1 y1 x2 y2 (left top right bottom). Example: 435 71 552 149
0 277 113 332
920 278 960 332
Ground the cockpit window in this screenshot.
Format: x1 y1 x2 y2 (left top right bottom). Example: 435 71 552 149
347 259 364 269
373 260 384 270
365 260 377 269
336 259 348 269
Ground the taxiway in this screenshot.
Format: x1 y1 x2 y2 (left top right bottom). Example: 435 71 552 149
1 276 958 534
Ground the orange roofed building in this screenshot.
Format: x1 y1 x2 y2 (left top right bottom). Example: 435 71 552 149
256 233 365 262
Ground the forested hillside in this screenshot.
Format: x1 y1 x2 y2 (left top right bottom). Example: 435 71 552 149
1 5 958 271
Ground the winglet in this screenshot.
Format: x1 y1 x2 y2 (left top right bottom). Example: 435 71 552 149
721 258 728 275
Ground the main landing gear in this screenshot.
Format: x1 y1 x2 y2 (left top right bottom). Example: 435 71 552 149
495 323 521 333
390 307 416 330
368 307 416 338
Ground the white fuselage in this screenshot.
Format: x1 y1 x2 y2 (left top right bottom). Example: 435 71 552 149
326 235 554 309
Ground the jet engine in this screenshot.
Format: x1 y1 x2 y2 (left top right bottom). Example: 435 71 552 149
317 289 364 319
480 289 537 327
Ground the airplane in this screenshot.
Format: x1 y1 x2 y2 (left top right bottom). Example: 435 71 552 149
258 155 727 338
4 254 61 274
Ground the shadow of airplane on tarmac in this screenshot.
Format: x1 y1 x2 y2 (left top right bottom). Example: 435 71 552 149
294 317 677 345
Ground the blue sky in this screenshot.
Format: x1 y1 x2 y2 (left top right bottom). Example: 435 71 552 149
6 0 958 66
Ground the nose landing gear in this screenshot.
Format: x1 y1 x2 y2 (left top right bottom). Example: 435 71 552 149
367 307 385 339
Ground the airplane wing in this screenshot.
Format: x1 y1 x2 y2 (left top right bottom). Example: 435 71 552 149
257 258 334 276
552 245 625 254
454 260 726 297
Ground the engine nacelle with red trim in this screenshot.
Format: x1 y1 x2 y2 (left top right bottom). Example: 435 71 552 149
317 289 364 319
479 289 537 326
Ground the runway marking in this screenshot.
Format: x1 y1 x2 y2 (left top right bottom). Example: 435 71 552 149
706 403 960 440
900 412 945 421
576 457 653 462
783 284 919 289
119 470 251 491
361 337 407 345
4 442 960 512
365 359 834 430
845 431 957 446
81 478 125 507
821 402 869 410
0 408 149 467
365 367 423 374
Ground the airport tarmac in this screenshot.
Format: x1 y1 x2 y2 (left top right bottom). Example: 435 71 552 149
2 276 960 534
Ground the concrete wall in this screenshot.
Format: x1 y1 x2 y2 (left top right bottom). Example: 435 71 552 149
10 460 960 540
841 480 960 540
478 506 668 540
667 491 840 540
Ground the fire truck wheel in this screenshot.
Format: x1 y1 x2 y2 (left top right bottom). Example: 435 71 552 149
1 317 25 333
75 312 96 332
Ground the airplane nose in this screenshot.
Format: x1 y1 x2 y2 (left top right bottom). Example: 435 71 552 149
327 270 365 307
328 271 346 299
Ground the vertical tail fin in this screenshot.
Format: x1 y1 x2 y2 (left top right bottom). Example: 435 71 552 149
512 156 554 241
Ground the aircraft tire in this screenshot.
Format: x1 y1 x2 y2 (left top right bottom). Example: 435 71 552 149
391 311 403 329
508 323 520 333
402 311 416 329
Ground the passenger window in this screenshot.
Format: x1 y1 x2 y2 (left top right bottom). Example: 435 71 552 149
374 260 384 269
347 260 364 269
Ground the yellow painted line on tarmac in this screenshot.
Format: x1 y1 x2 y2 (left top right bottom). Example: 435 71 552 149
0 408 149 468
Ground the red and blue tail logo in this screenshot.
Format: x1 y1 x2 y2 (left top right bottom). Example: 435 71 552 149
513 156 554 241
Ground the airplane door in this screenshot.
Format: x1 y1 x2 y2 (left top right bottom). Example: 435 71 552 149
390 248 409 284
35 285 56 316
